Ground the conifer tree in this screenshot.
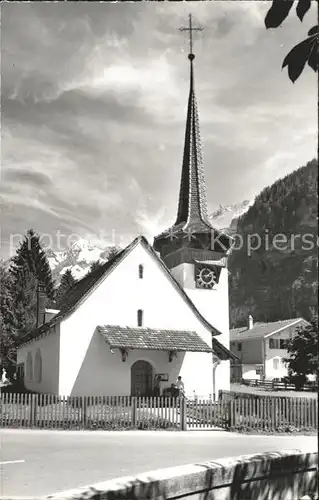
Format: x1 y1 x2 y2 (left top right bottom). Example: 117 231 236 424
107 246 120 261
88 260 104 274
55 269 76 308
9 229 55 338
0 262 18 376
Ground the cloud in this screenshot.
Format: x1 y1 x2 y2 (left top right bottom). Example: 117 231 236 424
3 169 52 188
1 1 317 258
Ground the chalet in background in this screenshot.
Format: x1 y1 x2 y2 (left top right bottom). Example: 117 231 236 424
230 316 311 381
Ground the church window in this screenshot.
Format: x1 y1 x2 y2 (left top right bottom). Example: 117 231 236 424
138 264 144 279
34 348 42 383
26 352 33 382
17 363 24 381
137 309 143 327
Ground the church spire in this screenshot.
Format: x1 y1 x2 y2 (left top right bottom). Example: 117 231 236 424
175 44 210 229
153 14 232 260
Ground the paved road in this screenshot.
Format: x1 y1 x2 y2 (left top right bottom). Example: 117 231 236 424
0 429 316 498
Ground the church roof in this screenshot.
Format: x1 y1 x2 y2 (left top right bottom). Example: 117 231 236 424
98 325 212 353
154 52 232 252
99 325 239 361
230 318 307 341
19 235 227 347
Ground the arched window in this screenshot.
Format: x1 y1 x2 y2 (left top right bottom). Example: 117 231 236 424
34 348 42 383
137 309 143 327
138 264 144 279
26 352 33 382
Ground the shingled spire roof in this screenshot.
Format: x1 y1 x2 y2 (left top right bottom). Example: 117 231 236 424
154 41 232 253
174 52 211 232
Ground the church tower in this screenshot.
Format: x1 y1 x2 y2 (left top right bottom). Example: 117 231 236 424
153 15 233 348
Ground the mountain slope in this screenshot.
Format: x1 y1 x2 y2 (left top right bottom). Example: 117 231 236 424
209 200 253 233
229 159 318 327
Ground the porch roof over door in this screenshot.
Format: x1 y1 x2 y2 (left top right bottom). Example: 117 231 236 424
97 325 212 353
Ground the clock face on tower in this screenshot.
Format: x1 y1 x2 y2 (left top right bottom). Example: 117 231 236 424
195 265 217 289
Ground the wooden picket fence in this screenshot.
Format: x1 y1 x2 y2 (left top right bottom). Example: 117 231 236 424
227 396 318 431
0 393 317 431
0 394 184 430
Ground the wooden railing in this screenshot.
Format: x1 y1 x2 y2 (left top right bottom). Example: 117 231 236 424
0 393 317 431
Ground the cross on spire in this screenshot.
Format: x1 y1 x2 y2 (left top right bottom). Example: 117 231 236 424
179 13 203 56
153 13 233 258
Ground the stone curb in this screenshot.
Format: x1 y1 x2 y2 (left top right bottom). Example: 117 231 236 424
1 448 317 500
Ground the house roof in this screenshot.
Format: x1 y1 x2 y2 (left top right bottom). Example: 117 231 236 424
230 318 307 341
19 235 224 347
98 325 212 353
212 337 240 362
98 325 240 362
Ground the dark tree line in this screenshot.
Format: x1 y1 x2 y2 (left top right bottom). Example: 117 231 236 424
229 159 318 327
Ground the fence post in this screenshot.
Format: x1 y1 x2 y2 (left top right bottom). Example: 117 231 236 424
0 392 5 427
81 396 87 428
132 398 137 428
230 399 235 428
180 397 187 431
30 394 37 427
226 400 232 429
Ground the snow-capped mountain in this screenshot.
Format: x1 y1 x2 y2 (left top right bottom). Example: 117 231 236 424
45 201 252 282
45 239 122 283
2 201 252 284
209 200 253 233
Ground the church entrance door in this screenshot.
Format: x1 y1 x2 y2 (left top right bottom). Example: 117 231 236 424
131 360 153 396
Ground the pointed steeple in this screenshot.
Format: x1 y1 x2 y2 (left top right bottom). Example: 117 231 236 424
153 16 232 262
175 52 210 230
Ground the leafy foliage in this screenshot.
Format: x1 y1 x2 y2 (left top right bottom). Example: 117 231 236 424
229 159 318 327
284 316 318 384
282 27 318 82
9 229 54 339
55 269 77 308
265 0 318 82
265 0 295 27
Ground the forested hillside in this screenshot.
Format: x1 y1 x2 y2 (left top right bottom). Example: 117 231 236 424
229 159 318 328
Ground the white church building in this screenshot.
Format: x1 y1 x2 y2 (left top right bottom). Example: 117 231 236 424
16 38 239 400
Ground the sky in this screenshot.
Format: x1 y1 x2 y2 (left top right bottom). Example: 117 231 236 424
1 1 317 258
